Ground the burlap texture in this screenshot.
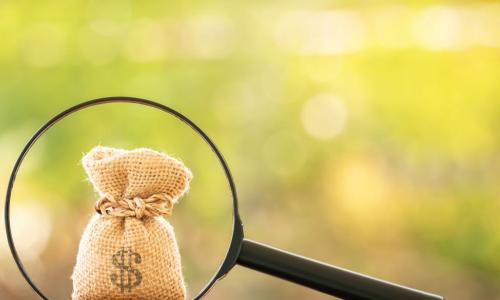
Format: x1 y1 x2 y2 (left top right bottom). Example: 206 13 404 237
72 146 191 300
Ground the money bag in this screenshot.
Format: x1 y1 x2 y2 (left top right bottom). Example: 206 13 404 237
72 146 192 300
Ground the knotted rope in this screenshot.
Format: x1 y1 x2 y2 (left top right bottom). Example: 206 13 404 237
95 193 175 219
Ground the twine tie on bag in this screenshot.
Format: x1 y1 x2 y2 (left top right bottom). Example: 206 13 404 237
95 193 175 218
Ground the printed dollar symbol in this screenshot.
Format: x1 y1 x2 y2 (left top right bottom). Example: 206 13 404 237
110 248 143 293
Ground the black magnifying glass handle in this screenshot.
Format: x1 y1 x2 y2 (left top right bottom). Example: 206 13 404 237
237 239 443 300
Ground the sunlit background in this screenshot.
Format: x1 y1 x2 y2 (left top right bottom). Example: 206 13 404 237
1 0 500 299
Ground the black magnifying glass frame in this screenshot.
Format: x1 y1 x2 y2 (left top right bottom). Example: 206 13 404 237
4 97 444 300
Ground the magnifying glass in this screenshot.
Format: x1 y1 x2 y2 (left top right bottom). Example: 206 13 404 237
5 96 444 300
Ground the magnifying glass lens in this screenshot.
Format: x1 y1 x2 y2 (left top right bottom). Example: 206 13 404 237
8 102 234 299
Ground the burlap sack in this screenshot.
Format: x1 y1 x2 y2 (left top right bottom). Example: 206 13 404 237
72 146 192 300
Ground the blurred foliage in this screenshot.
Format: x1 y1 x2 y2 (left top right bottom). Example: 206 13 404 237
1 0 500 299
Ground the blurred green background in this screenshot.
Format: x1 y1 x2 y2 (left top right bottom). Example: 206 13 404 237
1 0 500 299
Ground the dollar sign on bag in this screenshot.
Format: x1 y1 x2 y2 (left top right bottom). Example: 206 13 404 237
111 248 142 292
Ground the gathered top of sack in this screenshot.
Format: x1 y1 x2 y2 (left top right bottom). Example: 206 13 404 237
83 146 192 219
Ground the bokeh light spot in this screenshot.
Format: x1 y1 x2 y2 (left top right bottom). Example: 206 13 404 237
301 93 348 140
22 23 66 68
10 202 52 262
412 6 463 51
274 11 366 55
79 21 121 65
124 19 169 62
